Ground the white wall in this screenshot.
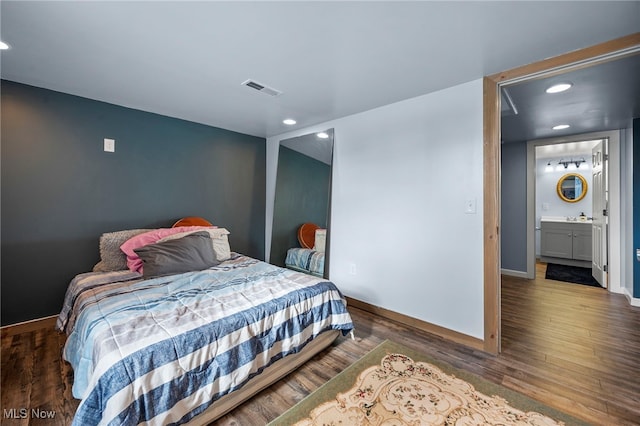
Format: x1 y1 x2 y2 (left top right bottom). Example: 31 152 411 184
621 126 635 300
267 79 485 340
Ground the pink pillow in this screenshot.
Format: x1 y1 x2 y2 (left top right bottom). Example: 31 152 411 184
121 226 216 273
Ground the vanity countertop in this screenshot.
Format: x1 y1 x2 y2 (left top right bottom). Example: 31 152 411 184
541 216 592 224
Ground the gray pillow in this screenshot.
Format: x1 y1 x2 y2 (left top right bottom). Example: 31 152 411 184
133 232 220 278
93 229 151 272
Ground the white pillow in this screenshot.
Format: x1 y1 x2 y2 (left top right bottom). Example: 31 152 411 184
313 229 326 252
158 228 231 261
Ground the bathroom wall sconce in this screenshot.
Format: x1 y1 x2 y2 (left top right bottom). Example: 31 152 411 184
545 158 589 172
557 158 588 171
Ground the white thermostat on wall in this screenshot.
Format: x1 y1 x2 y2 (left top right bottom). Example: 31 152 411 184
104 138 115 153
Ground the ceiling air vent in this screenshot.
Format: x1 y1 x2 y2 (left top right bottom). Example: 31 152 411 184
241 79 283 97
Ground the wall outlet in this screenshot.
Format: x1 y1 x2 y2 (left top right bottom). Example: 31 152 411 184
104 138 115 152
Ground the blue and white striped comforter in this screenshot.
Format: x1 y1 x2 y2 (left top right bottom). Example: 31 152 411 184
56 254 353 426
285 248 325 276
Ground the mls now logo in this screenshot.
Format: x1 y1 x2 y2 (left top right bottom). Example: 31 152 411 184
31 408 56 419
3 409 28 419
4 408 56 419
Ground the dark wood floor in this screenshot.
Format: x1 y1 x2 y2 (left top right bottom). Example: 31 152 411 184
2 265 640 425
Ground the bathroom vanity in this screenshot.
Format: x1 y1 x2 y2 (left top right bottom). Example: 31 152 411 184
540 217 592 268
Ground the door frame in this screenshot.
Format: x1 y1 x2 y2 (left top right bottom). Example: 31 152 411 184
482 33 640 355
525 131 619 285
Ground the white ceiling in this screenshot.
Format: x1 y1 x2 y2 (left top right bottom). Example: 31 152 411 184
1 1 639 139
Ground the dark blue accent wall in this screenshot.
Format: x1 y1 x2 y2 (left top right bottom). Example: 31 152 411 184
500 141 528 272
1 80 266 325
633 118 640 298
270 146 330 268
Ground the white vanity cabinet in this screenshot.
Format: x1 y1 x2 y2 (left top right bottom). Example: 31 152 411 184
540 220 592 267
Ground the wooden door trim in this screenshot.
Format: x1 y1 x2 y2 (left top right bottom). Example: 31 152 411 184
483 32 640 355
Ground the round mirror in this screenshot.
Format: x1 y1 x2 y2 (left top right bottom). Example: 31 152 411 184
556 173 587 203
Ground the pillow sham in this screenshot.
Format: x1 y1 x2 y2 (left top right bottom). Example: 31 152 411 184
157 228 231 262
93 229 151 272
121 226 216 273
133 232 220 278
313 229 327 253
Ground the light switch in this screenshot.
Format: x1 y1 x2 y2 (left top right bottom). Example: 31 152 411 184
542 202 549 211
464 198 477 214
348 263 357 275
104 138 115 153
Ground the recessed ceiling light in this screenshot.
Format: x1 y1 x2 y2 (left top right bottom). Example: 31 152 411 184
546 83 572 94
316 132 329 139
0 41 9 50
283 119 296 125
552 124 570 130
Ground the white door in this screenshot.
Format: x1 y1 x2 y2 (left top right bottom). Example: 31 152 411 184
591 140 607 287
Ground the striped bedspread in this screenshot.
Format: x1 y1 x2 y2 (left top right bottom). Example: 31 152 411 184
56 254 353 426
285 248 325 276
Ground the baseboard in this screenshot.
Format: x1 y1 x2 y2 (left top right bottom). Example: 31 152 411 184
0 315 57 337
539 256 591 269
500 268 529 279
345 297 484 351
622 288 640 307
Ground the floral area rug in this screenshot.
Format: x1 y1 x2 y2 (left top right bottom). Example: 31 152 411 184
269 340 589 426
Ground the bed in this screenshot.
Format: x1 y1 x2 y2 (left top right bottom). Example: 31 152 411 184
285 223 326 278
285 248 325 277
56 218 353 425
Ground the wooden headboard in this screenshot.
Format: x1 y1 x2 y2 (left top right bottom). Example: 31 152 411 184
172 217 213 227
297 223 319 249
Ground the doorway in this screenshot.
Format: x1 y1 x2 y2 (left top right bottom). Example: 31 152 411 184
525 132 619 289
482 34 640 355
